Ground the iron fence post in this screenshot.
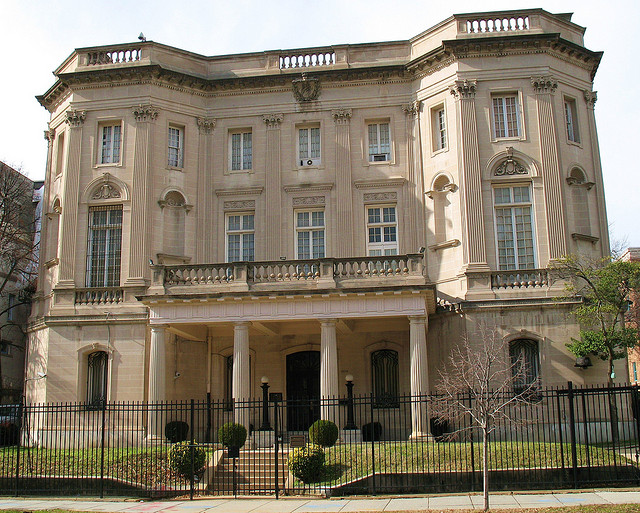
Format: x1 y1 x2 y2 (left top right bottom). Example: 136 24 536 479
99 399 106 498
370 392 376 495
190 398 195 500
567 381 578 488
14 400 23 496
274 399 280 499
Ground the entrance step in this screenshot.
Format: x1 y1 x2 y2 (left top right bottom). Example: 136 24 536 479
207 449 288 494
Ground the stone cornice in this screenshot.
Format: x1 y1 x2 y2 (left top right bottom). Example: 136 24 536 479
215 186 264 197
283 183 334 193
354 178 406 189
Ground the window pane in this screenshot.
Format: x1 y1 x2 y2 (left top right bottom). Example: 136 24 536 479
231 133 241 170
242 233 255 261
228 215 240 231
383 207 396 223
383 226 396 242
227 234 240 261
298 231 310 259
87 206 123 287
310 127 320 158
368 124 378 156
369 227 381 243
242 132 252 169
494 188 511 205
368 208 381 224
298 128 308 159
101 126 112 163
311 211 324 227
297 211 309 228
493 98 505 138
312 230 325 258
379 123 390 154
504 96 519 137
242 214 254 230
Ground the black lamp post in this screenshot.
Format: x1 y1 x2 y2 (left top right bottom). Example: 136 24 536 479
344 374 357 430
260 376 271 430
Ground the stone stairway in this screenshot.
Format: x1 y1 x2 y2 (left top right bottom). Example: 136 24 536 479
207 448 288 495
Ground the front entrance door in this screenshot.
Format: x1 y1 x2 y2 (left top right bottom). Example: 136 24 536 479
286 351 320 431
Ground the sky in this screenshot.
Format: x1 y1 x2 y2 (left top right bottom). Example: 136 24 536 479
1 0 638 247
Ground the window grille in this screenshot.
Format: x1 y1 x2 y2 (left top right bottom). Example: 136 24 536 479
509 339 540 394
86 205 123 287
87 350 108 408
494 186 535 270
372 349 399 407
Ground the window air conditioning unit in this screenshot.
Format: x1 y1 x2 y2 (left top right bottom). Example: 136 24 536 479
372 153 389 162
300 158 320 167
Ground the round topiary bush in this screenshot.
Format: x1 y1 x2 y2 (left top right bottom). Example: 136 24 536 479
217 422 247 448
308 419 338 447
165 421 189 443
287 444 325 483
168 440 207 478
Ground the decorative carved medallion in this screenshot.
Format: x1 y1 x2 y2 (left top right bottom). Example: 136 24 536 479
262 113 284 129
363 192 398 202
132 104 158 122
449 79 477 99
584 90 597 109
402 102 419 117
292 73 321 102
494 157 527 176
531 76 558 94
65 110 86 128
331 108 352 125
197 117 216 134
292 196 325 206
92 174 121 200
224 200 256 210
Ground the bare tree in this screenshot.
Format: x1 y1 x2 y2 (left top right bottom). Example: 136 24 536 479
0 162 39 402
429 324 540 512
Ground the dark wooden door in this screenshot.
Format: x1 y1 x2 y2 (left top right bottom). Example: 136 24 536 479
286 351 320 431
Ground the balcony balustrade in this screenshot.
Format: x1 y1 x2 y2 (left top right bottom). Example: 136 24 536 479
74 287 124 305
490 269 549 289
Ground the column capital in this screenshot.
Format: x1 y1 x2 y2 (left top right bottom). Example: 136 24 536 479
234 321 251 328
132 104 158 122
197 117 216 134
402 101 420 118
44 127 55 144
262 113 284 129
408 315 427 325
150 324 168 333
584 90 598 109
65 109 86 128
531 76 558 94
449 79 477 100
320 318 338 327
331 108 352 124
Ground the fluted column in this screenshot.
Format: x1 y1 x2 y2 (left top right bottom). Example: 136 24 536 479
233 322 251 430
195 118 216 261
58 110 86 287
320 318 339 421
402 102 424 253
127 104 158 285
332 109 353 256
148 325 167 438
449 80 488 271
584 90 610 256
409 315 429 438
263 114 283 259
531 77 567 261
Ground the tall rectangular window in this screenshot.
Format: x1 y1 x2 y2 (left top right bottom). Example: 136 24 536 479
564 98 580 143
296 210 325 259
7 294 16 321
494 185 535 270
230 131 252 171
86 205 123 287
226 213 255 262
55 132 65 176
492 95 521 138
367 122 391 162
432 107 447 151
100 123 122 164
298 126 321 166
367 206 398 256
168 126 184 167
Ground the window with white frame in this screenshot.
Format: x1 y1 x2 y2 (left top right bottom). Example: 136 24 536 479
168 126 184 168
298 125 321 166
564 98 580 143
296 210 325 259
230 130 252 171
492 94 521 138
494 185 535 270
226 213 255 262
86 205 123 287
367 121 391 162
367 206 398 256
99 123 122 164
432 106 447 151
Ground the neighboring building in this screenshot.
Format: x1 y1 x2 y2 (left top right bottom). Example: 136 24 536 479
0 162 42 404
28 9 612 437
623 248 640 384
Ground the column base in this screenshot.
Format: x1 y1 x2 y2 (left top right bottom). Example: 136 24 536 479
409 431 433 441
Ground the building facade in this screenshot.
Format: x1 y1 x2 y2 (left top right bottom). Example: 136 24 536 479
28 9 613 437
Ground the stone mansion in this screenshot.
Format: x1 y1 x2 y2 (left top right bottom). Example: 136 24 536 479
27 9 611 437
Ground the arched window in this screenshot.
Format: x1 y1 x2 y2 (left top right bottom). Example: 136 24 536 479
509 339 540 393
371 349 399 408
87 351 108 408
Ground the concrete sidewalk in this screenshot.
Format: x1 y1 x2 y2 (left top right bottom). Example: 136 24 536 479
1 491 640 512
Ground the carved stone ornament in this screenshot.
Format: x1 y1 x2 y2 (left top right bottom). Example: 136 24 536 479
531 76 558 94
292 73 321 102
494 150 528 176
584 90 597 109
292 196 325 206
65 110 86 128
363 192 398 202
426 183 458 199
449 79 477 100
44 128 55 143
262 113 284 129
402 102 420 117
224 200 255 210
331 108 352 125
92 173 121 200
132 104 158 122
197 117 216 134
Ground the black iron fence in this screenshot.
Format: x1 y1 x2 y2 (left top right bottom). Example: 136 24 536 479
1 383 640 497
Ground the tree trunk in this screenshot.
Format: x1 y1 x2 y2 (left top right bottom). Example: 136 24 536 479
483 428 489 512
608 356 620 444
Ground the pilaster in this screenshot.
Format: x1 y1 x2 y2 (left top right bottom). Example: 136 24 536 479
127 104 158 285
402 102 423 254
262 114 284 259
38 128 56 291
408 315 429 438
332 108 354 256
196 117 216 261
232 321 251 430
531 76 567 260
320 318 339 421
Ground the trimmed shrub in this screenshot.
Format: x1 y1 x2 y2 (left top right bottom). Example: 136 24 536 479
165 421 189 443
362 421 382 442
287 444 325 483
168 440 207 478
218 422 247 448
308 419 338 447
